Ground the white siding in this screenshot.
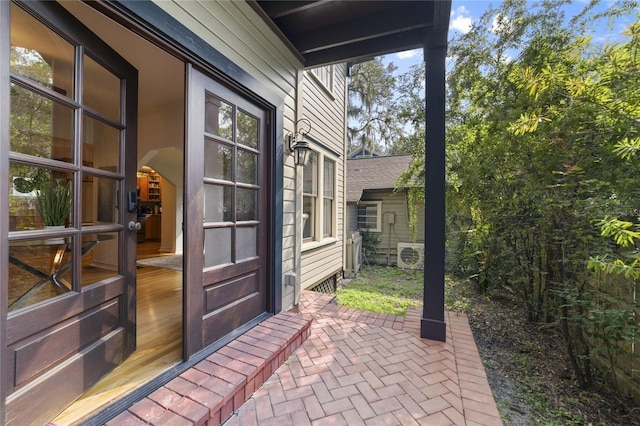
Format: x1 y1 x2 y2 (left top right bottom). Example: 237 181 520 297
300 64 348 289
153 1 299 94
357 189 426 265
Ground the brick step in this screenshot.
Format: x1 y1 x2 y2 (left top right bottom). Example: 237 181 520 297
106 312 313 426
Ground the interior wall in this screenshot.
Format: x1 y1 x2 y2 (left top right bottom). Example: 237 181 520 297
142 150 184 255
159 180 177 253
138 100 184 157
59 1 186 258
138 100 185 255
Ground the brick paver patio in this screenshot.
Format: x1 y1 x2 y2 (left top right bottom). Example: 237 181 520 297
107 290 501 425
224 291 502 426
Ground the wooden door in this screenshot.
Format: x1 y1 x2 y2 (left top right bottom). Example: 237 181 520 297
184 67 269 356
3 2 138 424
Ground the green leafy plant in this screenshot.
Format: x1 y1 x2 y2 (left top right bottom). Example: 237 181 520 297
359 228 380 265
36 179 72 226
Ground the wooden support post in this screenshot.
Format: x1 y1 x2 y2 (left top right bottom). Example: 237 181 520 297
421 37 448 342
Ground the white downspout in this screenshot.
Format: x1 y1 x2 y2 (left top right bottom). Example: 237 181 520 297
342 63 349 282
294 67 304 306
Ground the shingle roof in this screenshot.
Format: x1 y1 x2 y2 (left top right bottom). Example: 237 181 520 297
346 155 413 203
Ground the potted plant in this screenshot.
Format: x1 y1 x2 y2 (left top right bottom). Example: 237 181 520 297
36 179 72 228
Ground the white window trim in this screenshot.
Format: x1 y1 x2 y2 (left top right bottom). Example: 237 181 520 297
302 149 338 248
308 65 335 98
357 201 382 233
323 157 335 238
301 237 338 253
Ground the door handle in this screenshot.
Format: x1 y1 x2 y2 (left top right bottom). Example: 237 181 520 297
128 221 142 231
127 191 138 212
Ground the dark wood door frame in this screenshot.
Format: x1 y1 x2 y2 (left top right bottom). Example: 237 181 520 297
0 2 10 423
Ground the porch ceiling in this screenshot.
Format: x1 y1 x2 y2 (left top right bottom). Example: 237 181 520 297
249 0 451 67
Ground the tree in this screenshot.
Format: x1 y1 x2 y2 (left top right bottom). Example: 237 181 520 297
395 0 640 391
512 13 640 392
10 46 54 158
347 58 403 155
389 62 426 156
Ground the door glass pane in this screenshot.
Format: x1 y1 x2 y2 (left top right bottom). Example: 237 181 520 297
237 149 257 184
9 163 73 232
10 84 74 161
237 110 258 149
8 236 73 311
83 114 120 173
237 188 257 222
237 226 257 260
77 232 120 287
83 55 120 121
204 140 232 181
10 3 75 98
83 175 120 225
9 163 39 232
205 93 233 140
204 183 232 223
204 227 231 267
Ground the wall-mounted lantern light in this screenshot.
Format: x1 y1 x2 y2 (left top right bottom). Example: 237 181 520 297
288 118 312 166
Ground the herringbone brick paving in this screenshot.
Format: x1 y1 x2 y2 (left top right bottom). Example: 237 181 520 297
224 291 502 426
107 291 500 425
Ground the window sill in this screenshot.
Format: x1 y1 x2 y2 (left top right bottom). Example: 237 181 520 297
302 237 338 253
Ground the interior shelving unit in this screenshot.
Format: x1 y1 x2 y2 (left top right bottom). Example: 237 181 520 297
147 174 161 202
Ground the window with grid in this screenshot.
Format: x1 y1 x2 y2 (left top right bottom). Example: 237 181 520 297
302 151 337 243
323 159 334 237
310 65 334 92
302 152 317 241
357 202 382 232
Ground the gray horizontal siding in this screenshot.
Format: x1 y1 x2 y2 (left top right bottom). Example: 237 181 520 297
353 189 425 266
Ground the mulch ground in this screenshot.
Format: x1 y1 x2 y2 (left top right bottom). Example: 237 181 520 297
457 282 640 425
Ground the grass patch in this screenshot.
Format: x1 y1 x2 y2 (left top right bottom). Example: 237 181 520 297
336 266 423 316
336 265 474 316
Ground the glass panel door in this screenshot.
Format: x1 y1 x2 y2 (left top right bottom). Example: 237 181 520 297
8 3 126 307
3 2 138 424
184 67 268 356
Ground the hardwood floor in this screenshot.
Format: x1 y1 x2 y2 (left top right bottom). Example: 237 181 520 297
52 242 183 425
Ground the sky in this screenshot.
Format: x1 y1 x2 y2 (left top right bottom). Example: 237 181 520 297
382 0 639 75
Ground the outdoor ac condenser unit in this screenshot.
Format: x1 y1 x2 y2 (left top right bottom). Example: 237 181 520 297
397 242 424 270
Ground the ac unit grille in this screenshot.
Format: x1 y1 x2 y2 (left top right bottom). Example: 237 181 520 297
400 248 421 264
397 243 424 269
